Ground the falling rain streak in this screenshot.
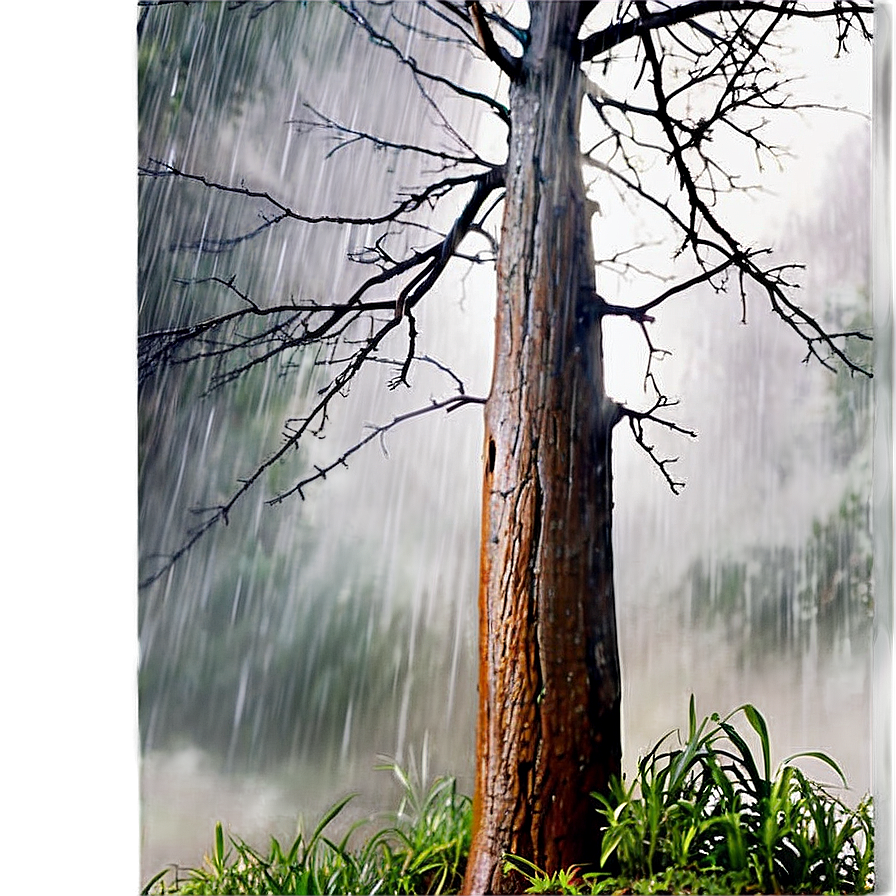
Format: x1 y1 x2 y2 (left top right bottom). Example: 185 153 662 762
138 2 874 880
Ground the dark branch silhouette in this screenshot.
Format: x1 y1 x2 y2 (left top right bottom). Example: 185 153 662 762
139 0 870 585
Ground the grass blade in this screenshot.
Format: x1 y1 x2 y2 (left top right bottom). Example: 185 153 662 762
784 749 848 787
307 792 356 854
740 703 771 782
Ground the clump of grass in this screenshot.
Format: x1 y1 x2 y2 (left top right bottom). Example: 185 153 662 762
506 697 873 895
142 761 471 895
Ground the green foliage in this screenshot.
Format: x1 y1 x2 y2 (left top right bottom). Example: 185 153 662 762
143 762 471 895
686 488 872 664
507 697 873 895
503 856 590 894
505 857 750 895
372 762 473 894
144 702 872 895
799 489 874 646
827 294 873 465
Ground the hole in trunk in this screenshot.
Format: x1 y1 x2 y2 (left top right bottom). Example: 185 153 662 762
487 438 496 474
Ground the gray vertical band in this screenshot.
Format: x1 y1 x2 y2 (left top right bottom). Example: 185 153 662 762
873 3 894 891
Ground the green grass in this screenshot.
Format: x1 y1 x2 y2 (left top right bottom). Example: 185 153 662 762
144 700 873 895
507 697 873 894
142 762 471 895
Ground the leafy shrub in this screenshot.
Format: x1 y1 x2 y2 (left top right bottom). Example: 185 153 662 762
507 697 873 895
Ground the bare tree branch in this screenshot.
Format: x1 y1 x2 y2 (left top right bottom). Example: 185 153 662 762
617 387 699 495
465 1 523 80
139 158 488 229
581 1 872 61
335 0 511 126
291 101 492 168
140 387 485 589
633 8 871 377
140 109 503 583
272 393 487 505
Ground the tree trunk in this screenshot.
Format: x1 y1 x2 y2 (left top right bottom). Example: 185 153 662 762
464 6 622 894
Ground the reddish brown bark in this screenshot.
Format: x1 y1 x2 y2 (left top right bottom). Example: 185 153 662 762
463 6 622 894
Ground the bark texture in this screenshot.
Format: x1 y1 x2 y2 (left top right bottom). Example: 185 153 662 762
464 6 622 894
